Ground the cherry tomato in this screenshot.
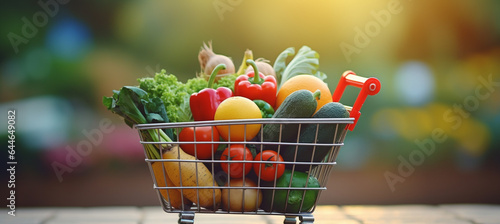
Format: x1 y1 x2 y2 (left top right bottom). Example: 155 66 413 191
220 144 253 178
253 150 285 182
178 126 219 159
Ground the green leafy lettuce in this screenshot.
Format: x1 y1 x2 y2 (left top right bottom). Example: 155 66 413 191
103 86 173 159
273 46 327 89
138 70 208 123
138 69 237 123
213 73 238 92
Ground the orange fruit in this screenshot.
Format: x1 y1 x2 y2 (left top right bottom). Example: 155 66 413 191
214 97 262 141
276 75 332 113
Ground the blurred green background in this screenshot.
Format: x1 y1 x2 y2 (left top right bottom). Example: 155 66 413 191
1 0 499 207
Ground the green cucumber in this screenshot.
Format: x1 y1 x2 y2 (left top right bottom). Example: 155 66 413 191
262 90 320 150
282 102 349 171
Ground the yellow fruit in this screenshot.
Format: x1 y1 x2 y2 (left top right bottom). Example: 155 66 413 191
276 75 332 113
214 97 262 141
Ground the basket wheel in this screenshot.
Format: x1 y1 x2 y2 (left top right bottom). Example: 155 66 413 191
178 212 195 224
299 214 315 223
284 216 297 224
283 215 315 224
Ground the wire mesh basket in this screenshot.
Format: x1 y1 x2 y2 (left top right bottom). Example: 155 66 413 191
135 71 380 224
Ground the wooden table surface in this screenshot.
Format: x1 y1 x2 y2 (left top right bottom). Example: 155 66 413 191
2 204 499 224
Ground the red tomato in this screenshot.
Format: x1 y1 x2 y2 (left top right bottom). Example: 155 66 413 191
253 150 285 182
220 145 253 178
178 126 219 159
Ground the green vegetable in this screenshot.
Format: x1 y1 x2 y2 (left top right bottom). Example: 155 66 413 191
137 70 206 123
262 90 320 150
102 86 173 159
138 69 236 123
261 170 319 213
213 73 238 92
273 46 327 90
282 102 350 171
253 100 274 118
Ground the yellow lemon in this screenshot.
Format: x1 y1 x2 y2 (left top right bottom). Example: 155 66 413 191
214 97 262 141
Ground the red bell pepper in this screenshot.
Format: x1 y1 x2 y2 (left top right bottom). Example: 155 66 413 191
234 60 277 108
190 64 233 121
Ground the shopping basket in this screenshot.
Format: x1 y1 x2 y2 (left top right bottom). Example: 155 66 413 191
135 71 380 224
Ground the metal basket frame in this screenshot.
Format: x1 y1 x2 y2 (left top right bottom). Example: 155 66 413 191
136 118 354 223
134 70 380 223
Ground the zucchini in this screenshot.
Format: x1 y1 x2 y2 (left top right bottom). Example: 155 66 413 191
281 102 349 171
262 90 320 150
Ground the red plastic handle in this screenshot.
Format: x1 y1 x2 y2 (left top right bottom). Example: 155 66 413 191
332 70 381 131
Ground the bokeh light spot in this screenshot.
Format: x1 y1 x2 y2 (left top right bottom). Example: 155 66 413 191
46 17 92 60
395 61 435 106
398 108 434 141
